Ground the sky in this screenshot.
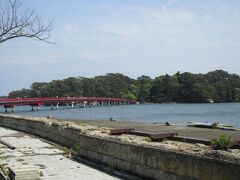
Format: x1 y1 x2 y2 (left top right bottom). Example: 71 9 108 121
0 0 240 95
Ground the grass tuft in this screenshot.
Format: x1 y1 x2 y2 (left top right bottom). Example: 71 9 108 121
211 134 231 151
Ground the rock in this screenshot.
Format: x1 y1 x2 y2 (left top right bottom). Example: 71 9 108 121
195 143 206 147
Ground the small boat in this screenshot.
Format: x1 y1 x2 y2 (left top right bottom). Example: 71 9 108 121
187 121 238 131
187 122 214 128
216 124 238 131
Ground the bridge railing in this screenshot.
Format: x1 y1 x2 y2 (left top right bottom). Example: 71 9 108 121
0 97 136 107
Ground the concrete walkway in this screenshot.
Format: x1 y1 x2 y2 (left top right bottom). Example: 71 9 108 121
0 127 119 180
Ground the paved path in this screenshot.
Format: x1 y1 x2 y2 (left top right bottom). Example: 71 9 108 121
0 127 119 180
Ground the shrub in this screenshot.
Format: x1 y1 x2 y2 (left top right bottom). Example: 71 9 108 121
72 144 81 156
211 135 231 151
143 137 152 142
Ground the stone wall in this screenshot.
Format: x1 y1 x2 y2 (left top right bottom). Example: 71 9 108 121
0 114 239 180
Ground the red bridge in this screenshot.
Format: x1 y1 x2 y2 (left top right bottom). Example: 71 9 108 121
0 97 136 112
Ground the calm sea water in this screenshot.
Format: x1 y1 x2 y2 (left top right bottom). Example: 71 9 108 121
1 103 240 127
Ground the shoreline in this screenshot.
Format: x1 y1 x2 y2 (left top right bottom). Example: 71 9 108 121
57 118 240 140
2 111 240 139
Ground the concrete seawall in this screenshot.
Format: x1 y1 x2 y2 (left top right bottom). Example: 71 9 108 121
0 114 239 180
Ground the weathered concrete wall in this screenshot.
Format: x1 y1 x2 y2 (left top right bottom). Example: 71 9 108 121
0 114 239 180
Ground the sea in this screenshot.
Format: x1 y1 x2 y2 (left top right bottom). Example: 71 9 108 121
1 103 240 127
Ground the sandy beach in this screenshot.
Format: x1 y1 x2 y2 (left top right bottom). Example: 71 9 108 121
59 119 240 140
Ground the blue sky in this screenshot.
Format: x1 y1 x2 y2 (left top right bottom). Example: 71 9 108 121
1 0 240 95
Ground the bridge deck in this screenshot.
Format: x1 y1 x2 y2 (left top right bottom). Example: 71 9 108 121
0 97 136 109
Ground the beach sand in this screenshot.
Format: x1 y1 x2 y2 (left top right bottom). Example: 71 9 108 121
58 119 240 140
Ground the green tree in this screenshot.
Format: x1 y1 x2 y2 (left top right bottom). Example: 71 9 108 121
137 75 152 102
31 82 49 97
8 88 32 98
8 70 240 103
150 74 180 103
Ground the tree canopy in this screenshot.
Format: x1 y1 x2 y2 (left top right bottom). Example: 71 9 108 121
8 70 240 103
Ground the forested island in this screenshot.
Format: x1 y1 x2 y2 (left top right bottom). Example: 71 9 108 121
8 70 240 103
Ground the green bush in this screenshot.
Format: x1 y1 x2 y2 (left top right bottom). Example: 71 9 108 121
143 137 152 142
72 144 81 156
211 135 231 151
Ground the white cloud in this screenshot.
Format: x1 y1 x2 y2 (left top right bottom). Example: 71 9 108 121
65 24 80 34
140 6 195 23
74 50 127 61
97 24 142 37
167 0 179 5
50 3 240 66
0 54 61 67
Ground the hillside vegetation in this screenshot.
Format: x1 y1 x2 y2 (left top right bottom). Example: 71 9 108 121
8 70 240 103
